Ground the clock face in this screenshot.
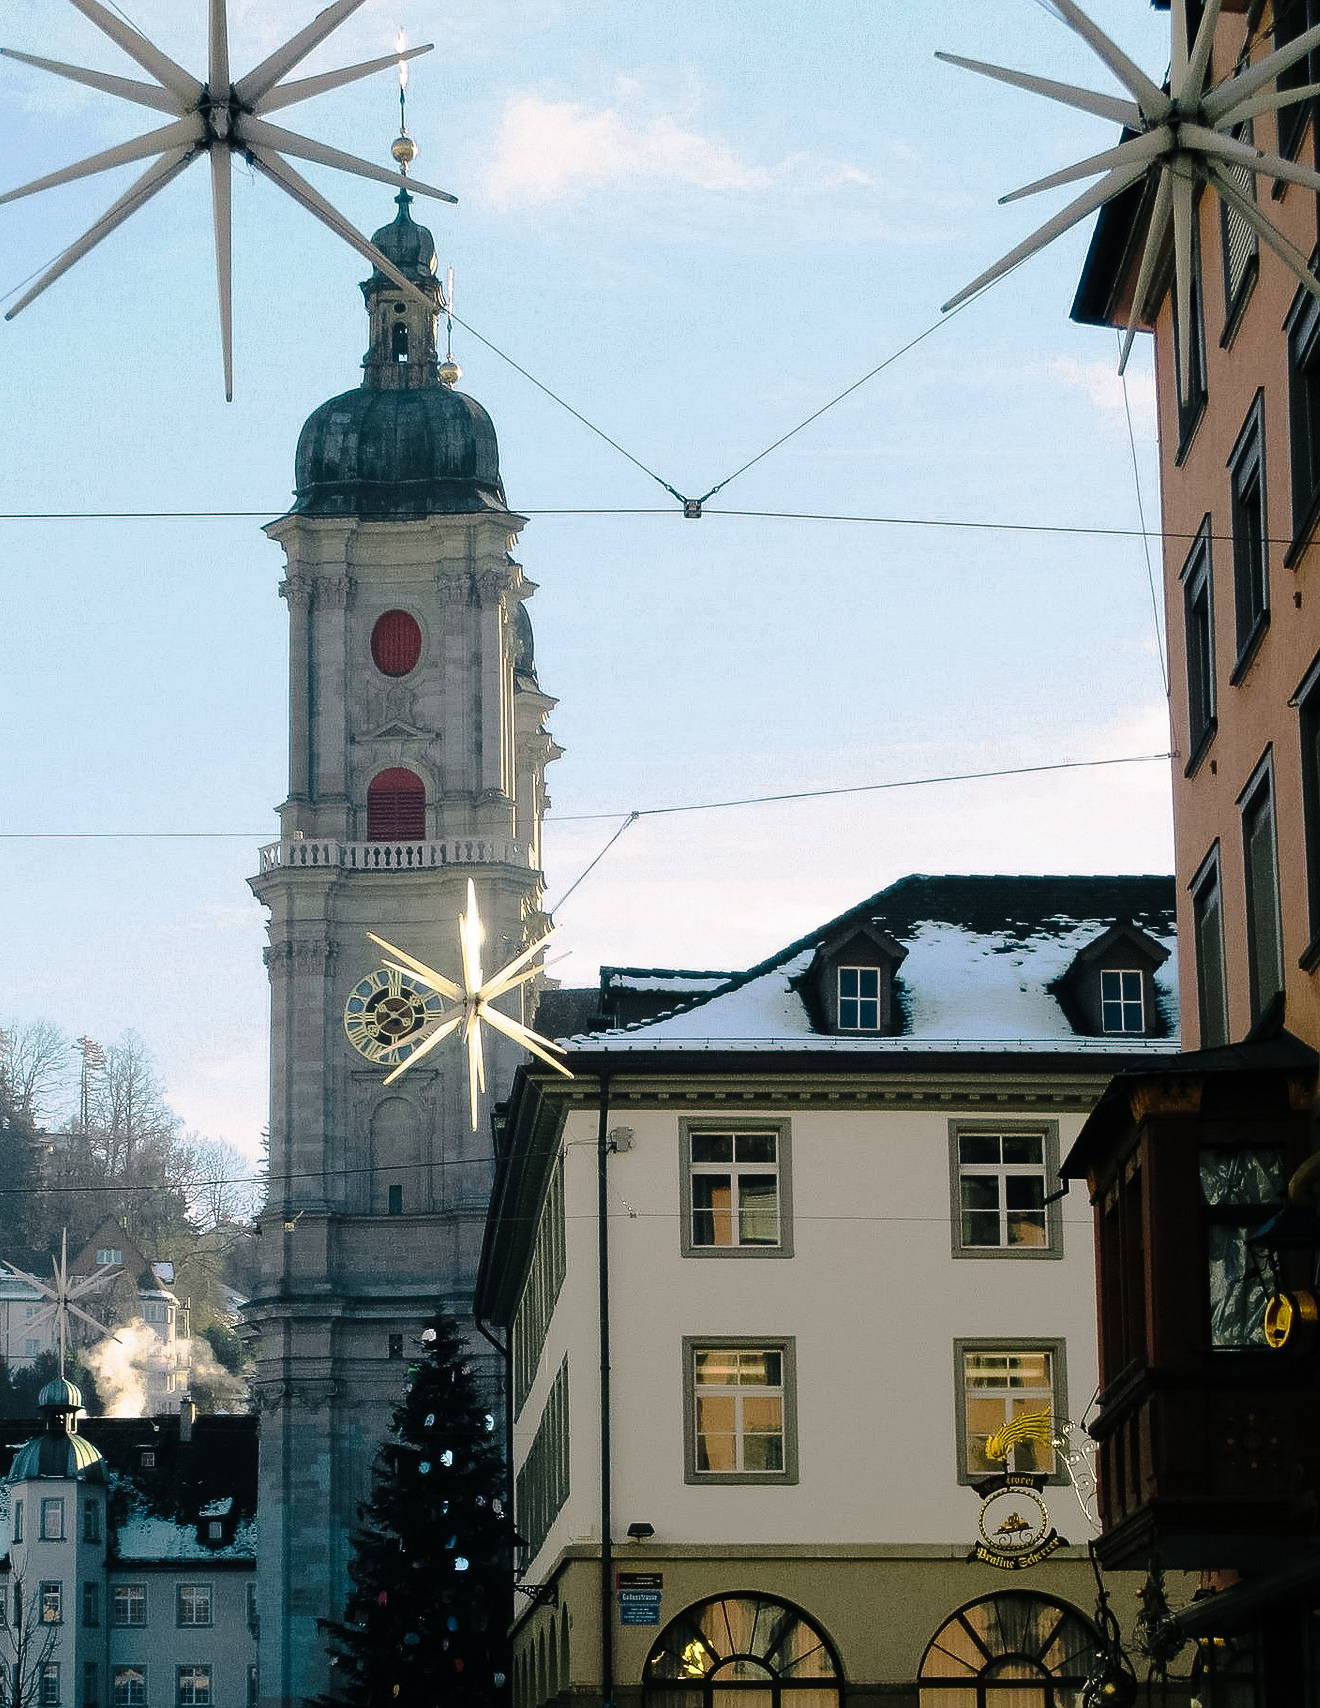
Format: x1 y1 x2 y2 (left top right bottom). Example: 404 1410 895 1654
344 968 446 1066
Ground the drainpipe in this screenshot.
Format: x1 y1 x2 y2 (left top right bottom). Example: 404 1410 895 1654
597 1075 615 1708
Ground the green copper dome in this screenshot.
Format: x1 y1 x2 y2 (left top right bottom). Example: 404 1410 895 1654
8 1381 105 1484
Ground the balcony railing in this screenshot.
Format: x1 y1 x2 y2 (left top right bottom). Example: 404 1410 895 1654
258 837 532 874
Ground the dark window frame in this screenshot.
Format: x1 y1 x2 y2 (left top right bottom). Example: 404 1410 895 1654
1294 648 1320 968
1191 842 1231 1048
1286 273 1320 559
1276 0 1320 164
1173 209 1209 462
1219 120 1259 343
1181 516 1218 774
1228 391 1270 679
1239 750 1286 1024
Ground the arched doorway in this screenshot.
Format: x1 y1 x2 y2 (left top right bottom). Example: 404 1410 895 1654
918 1592 1096 1707
644 1594 841 1708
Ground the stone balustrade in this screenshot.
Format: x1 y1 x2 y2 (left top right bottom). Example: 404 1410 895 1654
258 837 531 874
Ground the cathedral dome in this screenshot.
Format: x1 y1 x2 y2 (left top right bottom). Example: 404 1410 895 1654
292 190 508 520
294 384 507 519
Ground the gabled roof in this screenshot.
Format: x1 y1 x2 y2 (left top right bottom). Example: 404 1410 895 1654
563 874 1178 1056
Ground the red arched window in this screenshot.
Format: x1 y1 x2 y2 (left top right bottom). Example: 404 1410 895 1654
367 768 425 840
371 610 422 677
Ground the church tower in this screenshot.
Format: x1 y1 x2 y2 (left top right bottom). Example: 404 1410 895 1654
245 190 559 1708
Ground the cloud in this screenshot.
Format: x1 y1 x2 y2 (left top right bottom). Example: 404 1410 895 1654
1049 355 1157 440
484 91 872 203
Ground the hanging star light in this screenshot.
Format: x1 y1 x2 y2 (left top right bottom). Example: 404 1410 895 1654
1 1229 121 1376
365 879 571 1129
939 0 1320 400
1 0 457 399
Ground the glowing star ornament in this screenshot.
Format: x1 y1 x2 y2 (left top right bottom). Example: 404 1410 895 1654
1 0 457 399
366 879 571 1128
939 0 1320 401
1 1229 120 1375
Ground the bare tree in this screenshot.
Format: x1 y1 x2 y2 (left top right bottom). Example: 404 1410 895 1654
180 1136 262 1232
0 1022 73 1127
0 1568 64 1708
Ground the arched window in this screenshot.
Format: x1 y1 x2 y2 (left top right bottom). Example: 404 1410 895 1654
367 768 425 840
392 321 409 362
918 1593 1095 1706
645 1594 841 1708
371 609 422 676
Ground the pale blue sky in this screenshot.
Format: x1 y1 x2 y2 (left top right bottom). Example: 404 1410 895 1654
0 1 1175 1156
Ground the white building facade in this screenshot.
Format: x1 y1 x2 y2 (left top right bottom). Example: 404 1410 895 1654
477 876 1193 1706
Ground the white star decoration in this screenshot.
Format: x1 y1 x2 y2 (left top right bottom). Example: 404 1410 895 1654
367 880 571 1130
940 0 1320 400
1 0 457 399
1 1230 120 1376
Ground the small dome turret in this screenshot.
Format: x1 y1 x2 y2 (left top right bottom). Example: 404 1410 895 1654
291 190 508 520
8 1378 105 1484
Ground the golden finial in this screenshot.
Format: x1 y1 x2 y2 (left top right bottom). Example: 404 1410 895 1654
392 32 416 175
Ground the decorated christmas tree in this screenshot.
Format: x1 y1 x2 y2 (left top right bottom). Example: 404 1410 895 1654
321 1311 511 1707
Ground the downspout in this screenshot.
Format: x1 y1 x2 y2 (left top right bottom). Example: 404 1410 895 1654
597 1074 615 1708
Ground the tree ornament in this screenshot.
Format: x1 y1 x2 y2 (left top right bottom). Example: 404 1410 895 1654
940 0 1320 402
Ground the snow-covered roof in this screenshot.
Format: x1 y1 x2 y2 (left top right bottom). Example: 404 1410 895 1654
111 1476 254 1562
601 967 736 994
565 875 1179 1056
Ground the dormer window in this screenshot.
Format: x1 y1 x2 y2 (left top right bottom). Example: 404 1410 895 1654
797 920 907 1036
1101 969 1144 1034
838 967 880 1031
1050 920 1171 1039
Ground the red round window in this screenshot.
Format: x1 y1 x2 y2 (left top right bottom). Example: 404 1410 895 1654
367 769 425 841
371 610 422 677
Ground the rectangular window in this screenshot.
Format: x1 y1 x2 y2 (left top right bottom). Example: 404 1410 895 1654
1219 122 1258 335
40 1666 60 1708
13 1501 21 1543
1181 517 1217 771
246 1583 258 1634
1229 393 1270 676
143 1304 168 1326
956 1341 1067 1484
1191 845 1230 1048
1288 282 1320 552
1173 220 1208 458
387 1184 403 1216
1277 0 1320 161
82 1584 99 1628
113 1671 146 1708
41 1584 62 1625
1201 1149 1287 1346
387 1334 403 1361
113 1586 146 1628
683 1338 798 1484
83 1501 101 1543
1100 970 1145 1034
95 1249 122 1267
681 1121 791 1257
82 1664 98 1708
950 1124 1061 1258
513 1153 567 1416
837 966 880 1030
41 1499 64 1541
1241 756 1285 1023
514 1357 569 1564
177 1587 212 1628
1296 651 1320 966
176 1669 210 1708
247 1670 258 1708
